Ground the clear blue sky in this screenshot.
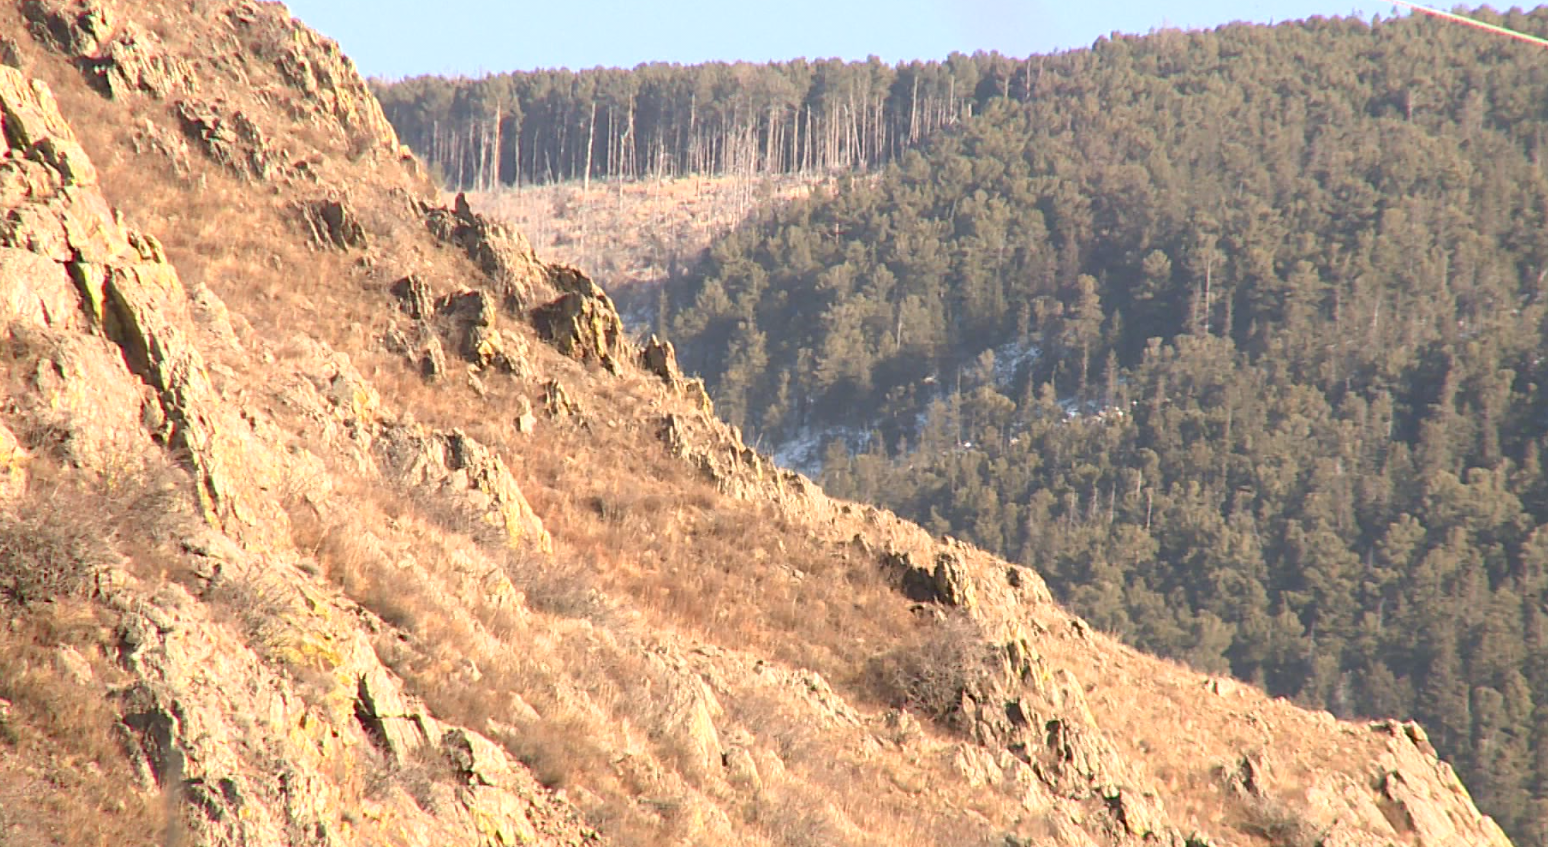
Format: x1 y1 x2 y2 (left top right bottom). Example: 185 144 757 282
284 0 1398 79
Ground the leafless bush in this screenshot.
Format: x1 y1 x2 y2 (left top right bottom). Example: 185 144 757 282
0 493 112 604
0 455 184 605
864 613 992 724
749 793 845 847
405 482 508 548
491 715 610 790
362 742 455 812
1241 796 1323 847
502 549 617 624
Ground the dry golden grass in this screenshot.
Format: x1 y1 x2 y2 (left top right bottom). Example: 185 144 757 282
0 605 168 847
267 391 1012 845
468 174 822 301
0 10 1431 847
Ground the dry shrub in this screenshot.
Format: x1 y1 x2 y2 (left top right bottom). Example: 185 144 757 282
362 741 456 812
404 481 508 549
750 793 846 847
503 549 615 623
864 612 992 724
490 714 611 790
0 457 188 605
1240 795 1324 847
0 488 112 605
285 501 422 633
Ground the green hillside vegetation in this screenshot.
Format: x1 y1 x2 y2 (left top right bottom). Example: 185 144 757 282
665 9 1548 841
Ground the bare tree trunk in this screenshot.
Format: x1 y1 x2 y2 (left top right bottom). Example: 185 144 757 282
627 100 637 181
583 101 597 192
909 74 920 142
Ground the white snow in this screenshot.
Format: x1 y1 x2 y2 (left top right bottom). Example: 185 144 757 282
770 424 870 477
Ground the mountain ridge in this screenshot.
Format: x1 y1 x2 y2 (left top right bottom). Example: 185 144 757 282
0 2 1514 846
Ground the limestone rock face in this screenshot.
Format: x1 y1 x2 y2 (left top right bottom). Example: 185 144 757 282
641 334 714 414
375 423 551 552
0 246 80 330
932 551 977 610
0 67 93 186
646 657 724 777
18 328 152 473
93 24 196 99
531 266 627 369
424 193 549 311
513 396 537 435
640 333 686 388
421 334 447 380
356 666 432 765
0 65 286 545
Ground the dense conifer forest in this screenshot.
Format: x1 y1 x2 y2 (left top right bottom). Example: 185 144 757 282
381 9 1548 840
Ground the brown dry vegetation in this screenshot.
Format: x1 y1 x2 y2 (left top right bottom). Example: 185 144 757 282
466 174 822 324
268 376 998 844
0 449 190 845
0 3 1508 846
0 606 169 847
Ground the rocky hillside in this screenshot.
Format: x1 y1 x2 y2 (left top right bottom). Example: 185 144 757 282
0 2 1515 846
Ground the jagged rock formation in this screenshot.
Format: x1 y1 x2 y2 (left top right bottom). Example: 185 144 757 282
376 423 551 551
0 62 287 546
301 194 367 250
0 2 1516 847
0 30 572 843
641 334 713 414
659 410 815 503
425 192 552 311
531 265 626 370
22 0 197 99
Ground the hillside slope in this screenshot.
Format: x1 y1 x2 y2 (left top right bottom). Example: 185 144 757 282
663 9 1548 841
463 173 822 328
0 2 1512 847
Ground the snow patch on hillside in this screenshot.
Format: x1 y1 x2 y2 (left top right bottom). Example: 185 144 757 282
991 339 1040 387
766 339 1044 477
771 425 871 478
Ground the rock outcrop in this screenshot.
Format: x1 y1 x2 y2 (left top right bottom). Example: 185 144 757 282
22 0 197 99
0 64 286 545
640 334 714 414
0 4 1516 847
658 410 814 503
531 265 627 370
0 50 589 846
251 10 399 149
301 194 367 250
98 563 595 847
436 288 528 375
173 97 280 181
424 193 550 311
391 273 434 320
376 423 551 552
